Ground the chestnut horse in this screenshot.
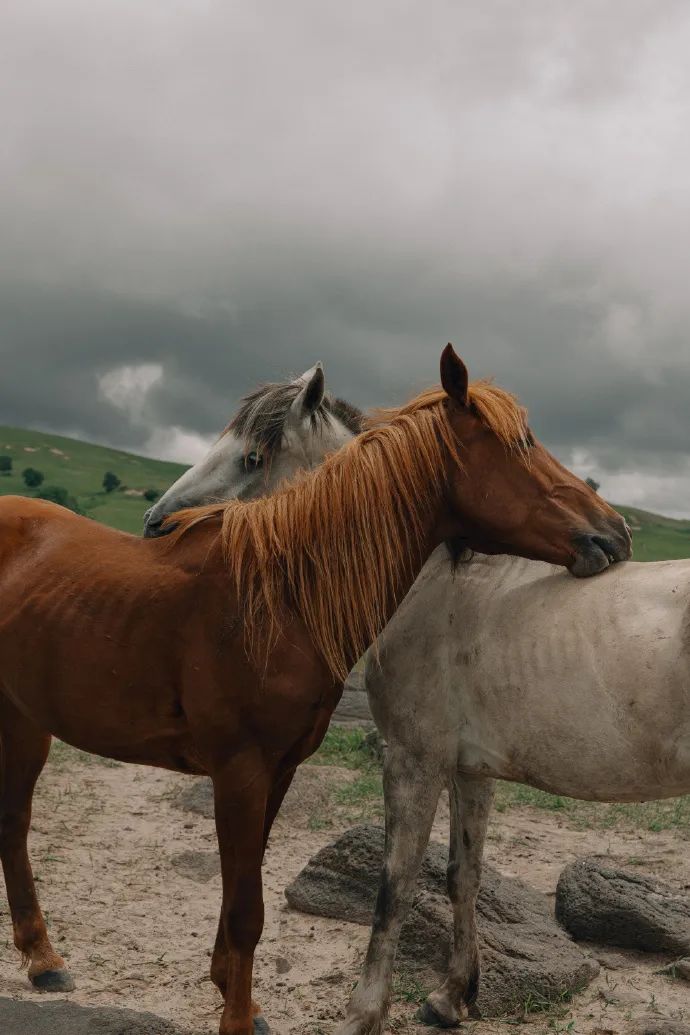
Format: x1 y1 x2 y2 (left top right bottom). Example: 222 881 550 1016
0 346 629 1035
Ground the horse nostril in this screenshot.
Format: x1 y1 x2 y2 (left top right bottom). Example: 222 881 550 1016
143 515 163 538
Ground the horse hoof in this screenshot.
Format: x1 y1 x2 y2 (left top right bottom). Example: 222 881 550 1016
416 1001 459 1029
31 968 76 993
253 1017 270 1035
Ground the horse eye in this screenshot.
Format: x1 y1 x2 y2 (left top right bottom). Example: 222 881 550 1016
244 451 263 471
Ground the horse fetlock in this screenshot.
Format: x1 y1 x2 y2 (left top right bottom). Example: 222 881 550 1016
210 951 228 995
22 935 74 992
419 988 468 1028
335 1000 387 1035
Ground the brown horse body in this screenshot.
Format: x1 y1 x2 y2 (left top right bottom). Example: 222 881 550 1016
0 348 630 1035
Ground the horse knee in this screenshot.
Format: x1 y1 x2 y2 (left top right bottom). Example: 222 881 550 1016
227 904 264 955
0 808 30 847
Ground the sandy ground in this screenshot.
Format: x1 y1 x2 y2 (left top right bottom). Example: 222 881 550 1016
0 744 688 1035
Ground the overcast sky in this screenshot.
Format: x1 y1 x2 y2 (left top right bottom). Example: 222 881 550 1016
2 1 690 515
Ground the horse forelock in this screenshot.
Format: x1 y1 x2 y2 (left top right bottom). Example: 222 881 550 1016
222 380 362 454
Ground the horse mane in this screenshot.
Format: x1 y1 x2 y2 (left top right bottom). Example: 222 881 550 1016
224 379 363 455
365 381 529 447
173 380 528 681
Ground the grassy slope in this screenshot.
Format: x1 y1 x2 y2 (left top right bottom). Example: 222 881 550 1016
1 425 690 557
0 425 187 534
615 504 690 561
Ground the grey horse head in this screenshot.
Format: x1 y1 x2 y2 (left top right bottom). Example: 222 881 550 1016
143 363 362 537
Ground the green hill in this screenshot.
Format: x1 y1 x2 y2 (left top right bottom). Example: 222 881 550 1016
0 425 187 534
1 425 689 557
614 505 690 562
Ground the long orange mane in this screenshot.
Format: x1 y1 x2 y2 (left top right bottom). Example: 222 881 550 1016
172 380 529 681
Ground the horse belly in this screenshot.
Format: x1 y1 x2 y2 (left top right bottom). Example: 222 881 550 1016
454 653 690 802
0 587 198 769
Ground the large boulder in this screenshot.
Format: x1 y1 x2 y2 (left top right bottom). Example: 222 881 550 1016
0 998 199 1035
284 825 599 1017
556 856 690 954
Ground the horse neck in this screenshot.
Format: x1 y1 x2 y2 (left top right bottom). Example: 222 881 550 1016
233 411 455 682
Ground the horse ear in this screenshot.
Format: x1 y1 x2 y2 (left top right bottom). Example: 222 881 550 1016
290 363 326 419
440 344 469 406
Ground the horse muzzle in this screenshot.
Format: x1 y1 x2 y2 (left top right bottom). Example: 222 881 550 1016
570 528 632 578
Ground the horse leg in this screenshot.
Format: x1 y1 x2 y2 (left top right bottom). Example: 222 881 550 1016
336 745 444 1035
0 696 75 991
421 774 494 1026
210 766 295 1012
211 759 271 1035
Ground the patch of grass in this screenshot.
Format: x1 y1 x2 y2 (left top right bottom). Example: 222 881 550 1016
309 727 375 770
334 771 383 806
307 813 333 832
509 987 574 1023
495 782 690 833
392 973 429 1005
49 739 122 770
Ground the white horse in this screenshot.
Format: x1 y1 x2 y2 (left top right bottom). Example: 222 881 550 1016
336 549 690 1034
143 363 361 536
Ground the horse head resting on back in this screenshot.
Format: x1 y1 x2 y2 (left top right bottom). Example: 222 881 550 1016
0 345 632 1035
147 350 630 579
143 363 363 536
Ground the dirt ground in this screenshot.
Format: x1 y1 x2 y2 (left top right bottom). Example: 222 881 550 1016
0 743 688 1035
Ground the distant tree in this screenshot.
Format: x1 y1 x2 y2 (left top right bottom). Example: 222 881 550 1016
585 477 600 493
22 467 44 488
0 456 12 474
143 488 159 502
36 485 85 516
103 471 121 493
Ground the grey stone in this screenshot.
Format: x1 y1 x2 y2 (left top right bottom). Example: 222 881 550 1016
170 849 221 883
0 997 200 1035
627 1021 690 1035
332 668 374 728
284 824 599 1017
556 856 690 954
658 957 690 981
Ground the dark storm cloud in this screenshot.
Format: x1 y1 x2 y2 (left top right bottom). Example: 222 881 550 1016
2 0 690 512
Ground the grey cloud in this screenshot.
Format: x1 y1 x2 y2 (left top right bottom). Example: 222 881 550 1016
1 0 690 513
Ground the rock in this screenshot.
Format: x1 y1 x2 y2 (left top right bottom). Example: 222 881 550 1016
556 857 690 954
0 997 199 1035
658 957 690 981
627 1021 690 1035
285 824 599 1017
275 956 291 975
170 849 221 883
332 667 374 728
